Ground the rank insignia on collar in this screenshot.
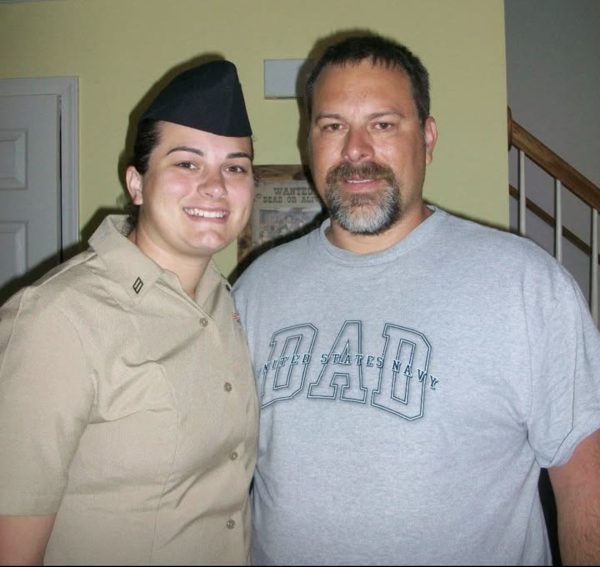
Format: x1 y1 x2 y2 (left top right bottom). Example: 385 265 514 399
133 277 144 294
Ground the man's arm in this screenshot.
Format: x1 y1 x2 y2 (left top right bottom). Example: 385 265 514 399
549 429 600 565
0 515 56 565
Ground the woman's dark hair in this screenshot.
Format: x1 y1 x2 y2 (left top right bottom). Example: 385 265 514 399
125 119 162 230
305 33 430 127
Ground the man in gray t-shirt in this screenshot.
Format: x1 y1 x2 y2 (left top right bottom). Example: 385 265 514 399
233 32 600 565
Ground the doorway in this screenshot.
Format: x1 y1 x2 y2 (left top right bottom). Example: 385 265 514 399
0 76 78 305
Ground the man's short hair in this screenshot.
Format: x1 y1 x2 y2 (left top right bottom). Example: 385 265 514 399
305 33 430 126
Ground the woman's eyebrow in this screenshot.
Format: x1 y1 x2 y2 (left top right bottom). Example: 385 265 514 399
166 146 204 156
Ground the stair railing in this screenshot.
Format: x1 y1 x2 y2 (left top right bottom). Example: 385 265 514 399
507 107 600 324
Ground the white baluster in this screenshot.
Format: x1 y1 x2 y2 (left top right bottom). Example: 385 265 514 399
592 209 598 325
518 150 526 235
554 180 562 262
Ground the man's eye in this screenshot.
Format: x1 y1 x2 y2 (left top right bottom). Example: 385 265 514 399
375 122 394 130
322 123 343 132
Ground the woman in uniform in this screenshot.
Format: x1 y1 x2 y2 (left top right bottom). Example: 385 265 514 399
0 59 258 565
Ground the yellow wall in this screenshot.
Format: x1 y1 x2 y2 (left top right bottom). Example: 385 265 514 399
0 0 508 276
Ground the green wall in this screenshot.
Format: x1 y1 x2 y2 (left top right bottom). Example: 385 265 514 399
0 0 508 276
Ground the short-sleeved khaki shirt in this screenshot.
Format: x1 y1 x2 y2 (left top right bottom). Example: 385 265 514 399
0 215 258 565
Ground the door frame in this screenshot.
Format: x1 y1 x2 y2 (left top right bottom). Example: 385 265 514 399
0 76 79 255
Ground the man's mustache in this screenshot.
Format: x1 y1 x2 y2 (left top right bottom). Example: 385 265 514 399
326 161 395 184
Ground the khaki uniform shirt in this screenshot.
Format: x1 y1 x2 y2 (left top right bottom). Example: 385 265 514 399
0 215 258 565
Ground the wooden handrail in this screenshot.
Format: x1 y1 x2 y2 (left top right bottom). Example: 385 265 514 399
508 110 600 211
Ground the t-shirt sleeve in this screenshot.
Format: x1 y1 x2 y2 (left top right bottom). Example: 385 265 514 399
526 269 600 468
0 289 95 514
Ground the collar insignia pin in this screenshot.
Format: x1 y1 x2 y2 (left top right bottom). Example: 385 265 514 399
133 277 144 294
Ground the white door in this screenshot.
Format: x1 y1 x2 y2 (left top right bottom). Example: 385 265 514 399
0 77 78 305
0 94 60 292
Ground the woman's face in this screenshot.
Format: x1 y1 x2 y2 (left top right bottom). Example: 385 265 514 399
126 121 254 268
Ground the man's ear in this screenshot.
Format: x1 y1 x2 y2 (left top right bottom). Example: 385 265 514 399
125 166 144 205
423 117 438 165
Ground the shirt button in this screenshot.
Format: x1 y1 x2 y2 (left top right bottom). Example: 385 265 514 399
200 317 208 327
230 451 238 461
224 382 232 392
226 519 235 529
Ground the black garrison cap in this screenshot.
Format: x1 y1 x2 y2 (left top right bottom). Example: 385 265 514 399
140 60 252 137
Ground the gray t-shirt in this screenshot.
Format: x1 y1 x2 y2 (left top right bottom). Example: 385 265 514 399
233 208 600 565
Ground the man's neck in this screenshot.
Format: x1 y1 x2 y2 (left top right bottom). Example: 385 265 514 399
326 204 432 254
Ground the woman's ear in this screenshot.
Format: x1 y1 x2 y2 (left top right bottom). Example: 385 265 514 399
125 166 144 205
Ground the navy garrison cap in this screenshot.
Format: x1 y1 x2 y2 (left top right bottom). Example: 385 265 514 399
140 60 252 137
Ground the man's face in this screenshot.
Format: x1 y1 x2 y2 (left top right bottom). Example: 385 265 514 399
308 59 437 240
126 121 255 265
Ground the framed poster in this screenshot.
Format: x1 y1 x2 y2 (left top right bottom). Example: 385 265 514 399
237 165 324 263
